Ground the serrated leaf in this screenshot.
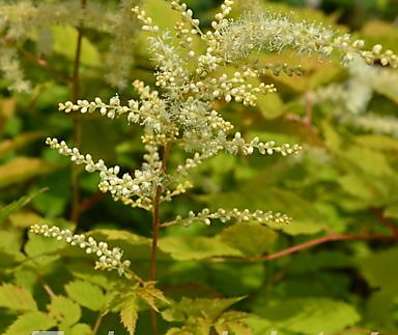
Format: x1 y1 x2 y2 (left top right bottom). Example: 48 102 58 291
120 296 138 335
162 297 243 323
136 282 169 312
65 280 106 311
215 311 252 335
47 295 81 328
159 236 243 260
24 231 64 267
252 298 360 334
219 222 277 257
3 311 56 335
165 318 212 335
0 284 37 312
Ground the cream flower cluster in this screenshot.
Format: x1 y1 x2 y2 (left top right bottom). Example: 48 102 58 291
227 133 302 156
58 96 138 122
207 71 276 106
0 1 141 90
175 137 301 177
347 114 398 138
45 138 161 210
312 57 398 138
131 6 159 32
30 224 131 275
163 208 291 227
58 80 168 129
216 12 398 68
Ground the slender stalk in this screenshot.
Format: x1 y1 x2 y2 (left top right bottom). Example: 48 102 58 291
253 232 397 261
150 186 162 281
92 312 104 335
149 185 161 335
149 144 169 335
42 283 55 298
70 0 87 223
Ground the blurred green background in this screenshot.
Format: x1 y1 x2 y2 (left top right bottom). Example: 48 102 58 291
1 0 398 334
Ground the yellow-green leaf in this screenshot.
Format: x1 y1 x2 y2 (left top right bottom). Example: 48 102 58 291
52 25 100 66
120 297 138 335
4 311 56 335
0 157 55 188
47 295 81 328
65 280 106 311
0 283 37 312
219 222 277 257
159 236 243 261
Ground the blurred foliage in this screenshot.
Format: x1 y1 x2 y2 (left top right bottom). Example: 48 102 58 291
1 0 398 334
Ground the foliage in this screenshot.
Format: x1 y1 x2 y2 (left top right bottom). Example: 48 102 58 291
1 0 398 334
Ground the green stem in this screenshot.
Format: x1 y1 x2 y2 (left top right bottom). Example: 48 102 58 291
149 144 169 335
70 0 87 223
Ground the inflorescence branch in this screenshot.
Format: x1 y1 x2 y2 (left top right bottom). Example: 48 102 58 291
30 224 131 276
161 208 291 228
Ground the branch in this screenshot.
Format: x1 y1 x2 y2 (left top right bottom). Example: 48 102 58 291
149 144 169 335
70 0 87 223
253 232 397 261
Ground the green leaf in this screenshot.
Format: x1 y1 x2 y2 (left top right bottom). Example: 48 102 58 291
219 222 277 257
252 298 360 334
3 311 56 335
342 146 394 177
136 282 169 312
70 323 92 335
120 296 138 335
47 295 81 328
203 187 326 235
0 284 37 312
359 247 398 295
257 92 285 119
52 26 100 66
8 210 43 228
24 229 65 266
65 280 106 311
0 157 54 188
159 236 243 260
321 120 342 152
162 297 243 323
142 0 180 31
215 311 252 335
384 204 398 219
355 134 398 152
92 229 149 244
0 132 43 158
0 230 25 263
0 188 47 225
166 318 212 335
